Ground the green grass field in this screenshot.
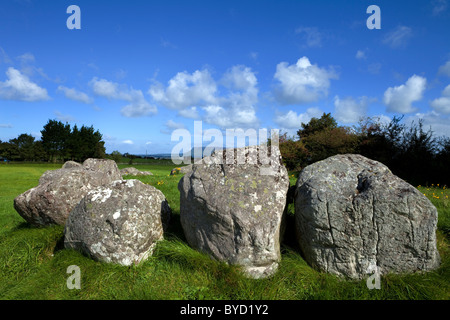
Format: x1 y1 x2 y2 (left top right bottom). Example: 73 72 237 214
0 162 448 300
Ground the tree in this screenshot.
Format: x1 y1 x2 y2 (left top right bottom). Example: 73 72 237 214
66 124 82 161
297 113 338 139
111 150 122 164
9 134 36 161
40 120 106 162
41 120 71 162
277 133 309 171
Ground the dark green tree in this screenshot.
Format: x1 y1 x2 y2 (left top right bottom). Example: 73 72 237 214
297 113 338 139
9 134 36 161
41 120 71 162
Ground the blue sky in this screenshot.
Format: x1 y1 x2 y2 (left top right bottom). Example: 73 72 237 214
1 0 450 154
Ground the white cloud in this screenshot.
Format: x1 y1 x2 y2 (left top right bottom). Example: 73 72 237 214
122 140 134 145
295 27 323 48
0 123 13 128
430 84 450 114
149 69 217 110
438 61 450 77
334 96 372 124
273 56 338 105
383 26 413 48
178 106 200 119
274 107 323 129
0 67 49 102
89 77 157 117
383 75 427 114
151 66 259 128
58 85 93 104
356 50 366 60
405 111 450 138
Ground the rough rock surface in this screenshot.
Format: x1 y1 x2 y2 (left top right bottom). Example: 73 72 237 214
294 154 440 279
178 145 289 278
14 159 122 226
64 179 171 265
120 167 153 176
62 161 82 169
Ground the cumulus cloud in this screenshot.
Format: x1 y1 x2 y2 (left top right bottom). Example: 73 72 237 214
58 85 93 104
334 96 372 124
0 67 49 102
122 140 134 145
274 107 323 129
178 106 200 119
89 77 157 117
273 56 338 105
151 66 259 128
149 69 217 110
430 84 450 114
382 26 413 48
383 75 427 113
438 61 450 77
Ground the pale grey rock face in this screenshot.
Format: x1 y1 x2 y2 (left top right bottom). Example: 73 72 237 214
64 179 171 266
14 159 122 226
120 167 153 176
178 145 290 278
294 154 440 279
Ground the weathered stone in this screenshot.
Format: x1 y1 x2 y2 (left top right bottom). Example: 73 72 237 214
64 179 171 265
62 161 82 169
294 154 441 279
178 145 289 278
14 159 122 226
120 167 153 176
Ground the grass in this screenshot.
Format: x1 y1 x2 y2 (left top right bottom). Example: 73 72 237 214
0 162 449 300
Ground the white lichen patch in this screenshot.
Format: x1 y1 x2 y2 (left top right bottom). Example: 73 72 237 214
89 188 113 203
113 210 121 219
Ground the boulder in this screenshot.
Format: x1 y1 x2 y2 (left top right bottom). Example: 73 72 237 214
62 161 82 169
294 154 441 279
64 179 171 265
14 159 122 226
120 167 153 176
178 145 289 278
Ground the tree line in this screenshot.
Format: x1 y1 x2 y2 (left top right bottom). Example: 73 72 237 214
278 113 450 186
0 120 106 163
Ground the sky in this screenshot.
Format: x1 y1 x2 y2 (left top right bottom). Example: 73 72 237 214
0 0 450 155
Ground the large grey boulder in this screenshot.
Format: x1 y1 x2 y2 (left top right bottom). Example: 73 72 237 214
178 145 290 278
120 167 153 176
294 154 440 279
14 159 122 226
64 179 171 265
